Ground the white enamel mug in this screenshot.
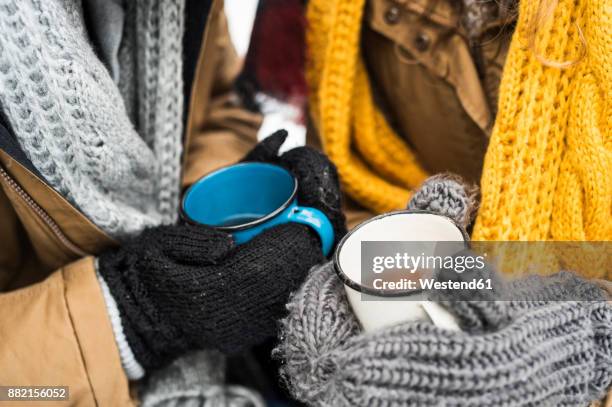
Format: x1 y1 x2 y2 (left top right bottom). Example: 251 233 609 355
333 210 467 332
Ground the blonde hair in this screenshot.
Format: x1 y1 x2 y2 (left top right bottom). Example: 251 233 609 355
523 0 586 68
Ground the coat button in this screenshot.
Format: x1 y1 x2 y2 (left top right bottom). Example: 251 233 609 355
384 5 401 25
414 32 430 52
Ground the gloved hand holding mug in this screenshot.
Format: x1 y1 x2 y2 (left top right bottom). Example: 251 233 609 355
97 130 346 378
275 174 612 407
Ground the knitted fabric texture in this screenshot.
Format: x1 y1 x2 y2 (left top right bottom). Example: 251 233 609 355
406 173 479 228
242 130 347 245
275 263 612 406
98 221 325 371
0 0 185 238
306 0 612 250
139 350 264 407
83 0 124 82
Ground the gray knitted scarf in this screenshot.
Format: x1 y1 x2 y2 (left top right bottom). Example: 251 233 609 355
276 263 612 406
139 350 265 407
0 0 184 239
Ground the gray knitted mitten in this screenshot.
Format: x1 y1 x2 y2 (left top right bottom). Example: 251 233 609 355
275 175 612 406
275 263 612 407
406 173 479 227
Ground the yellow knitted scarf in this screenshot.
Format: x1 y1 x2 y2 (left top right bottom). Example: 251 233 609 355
307 0 611 243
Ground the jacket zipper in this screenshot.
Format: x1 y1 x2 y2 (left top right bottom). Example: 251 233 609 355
0 165 88 257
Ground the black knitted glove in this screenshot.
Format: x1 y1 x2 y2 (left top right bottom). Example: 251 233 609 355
98 132 346 372
99 220 325 372
243 129 347 245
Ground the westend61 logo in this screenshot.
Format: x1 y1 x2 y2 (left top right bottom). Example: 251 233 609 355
368 251 491 292
359 241 610 300
361 241 492 296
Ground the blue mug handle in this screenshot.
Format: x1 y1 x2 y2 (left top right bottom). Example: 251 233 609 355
288 204 334 257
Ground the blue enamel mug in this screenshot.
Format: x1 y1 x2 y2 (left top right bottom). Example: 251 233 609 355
181 162 334 256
